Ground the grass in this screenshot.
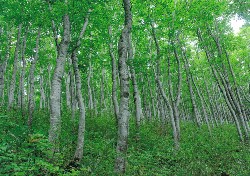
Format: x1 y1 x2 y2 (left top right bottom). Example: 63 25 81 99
0 107 249 175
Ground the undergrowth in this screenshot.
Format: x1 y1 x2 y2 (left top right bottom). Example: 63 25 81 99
0 107 249 175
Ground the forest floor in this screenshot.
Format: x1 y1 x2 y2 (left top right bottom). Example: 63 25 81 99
0 108 249 175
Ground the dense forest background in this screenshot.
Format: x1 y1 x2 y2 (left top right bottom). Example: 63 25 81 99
0 0 249 175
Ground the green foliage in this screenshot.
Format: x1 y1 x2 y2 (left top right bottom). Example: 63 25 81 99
1 108 249 175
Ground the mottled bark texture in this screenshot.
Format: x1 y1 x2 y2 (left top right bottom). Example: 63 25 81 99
71 11 89 161
114 0 132 173
49 15 70 150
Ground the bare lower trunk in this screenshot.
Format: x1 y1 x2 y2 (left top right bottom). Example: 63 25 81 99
100 68 106 111
40 69 46 109
192 76 211 135
18 29 28 112
114 0 132 173
151 22 179 150
49 15 70 150
87 62 94 112
109 26 119 120
69 11 89 161
65 72 71 108
69 64 76 119
47 64 52 110
28 28 41 129
0 31 12 105
8 24 22 109
197 28 244 141
72 52 86 161
180 41 200 127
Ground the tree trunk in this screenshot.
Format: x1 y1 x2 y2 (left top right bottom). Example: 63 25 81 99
197 28 244 141
49 15 70 150
100 68 106 111
28 27 41 129
8 24 22 109
65 71 71 108
109 26 119 120
40 69 46 109
114 0 132 173
18 29 28 113
72 51 86 161
69 10 89 161
151 22 179 150
192 76 212 135
87 62 94 112
0 30 12 105
179 39 201 127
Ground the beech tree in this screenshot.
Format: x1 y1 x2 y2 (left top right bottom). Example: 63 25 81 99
0 0 249 175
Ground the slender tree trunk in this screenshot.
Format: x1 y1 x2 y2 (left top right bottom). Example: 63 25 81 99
65 71 71 108
72 51 86 161
151 22 179 150
8 24 22 109
69 61 76 119
47 64 52 110
147 76 156 118
180 40 201 127
192 76 211 135
100 68 106 111
69 10 89 161
18 29 28 113
49 15 70 150
40 69 46 109
127 34 143 132
114 0 132 173
87 62 94 112
109 26 119 120
28 28 41 129
197 28 244 141
0 30 12 105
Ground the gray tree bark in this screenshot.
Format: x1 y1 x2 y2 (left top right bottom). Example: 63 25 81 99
0 30 12 105
197 28 244 141
109 26 119 120
49 15 70 150
8 24 22 109
87 62 94 112
151 22 179 150
71 10 89 161
114 0 132 173
28 27 41 129
18 28 28 112
40 69 46 109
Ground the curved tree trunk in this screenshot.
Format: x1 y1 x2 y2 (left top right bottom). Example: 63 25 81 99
151 22 179 150
72 52 86 161
114 0 132 173
49 15 70 150
70 10 89 161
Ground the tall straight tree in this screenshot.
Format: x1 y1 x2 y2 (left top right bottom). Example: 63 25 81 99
114 0 132 173
8 24 22 109
109 26 119 120
28 28 41 129
0 30 11 105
